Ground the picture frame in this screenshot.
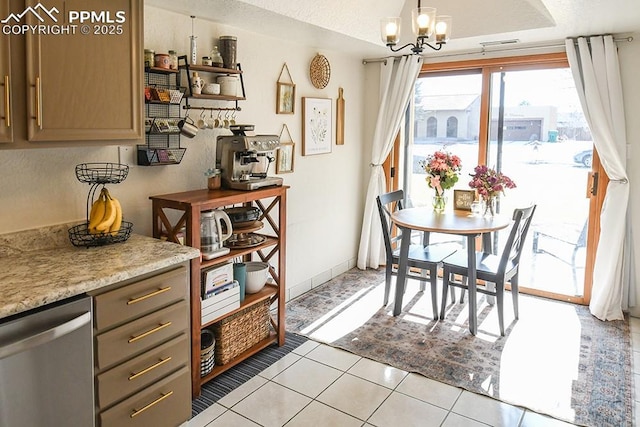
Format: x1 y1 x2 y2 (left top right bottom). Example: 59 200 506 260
276 82 295 114
302 97 332 156
276 63 296 114
276 143 295 173
454 189 476 211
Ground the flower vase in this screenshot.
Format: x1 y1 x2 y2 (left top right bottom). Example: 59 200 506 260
483 197 496 217
433 193 447 213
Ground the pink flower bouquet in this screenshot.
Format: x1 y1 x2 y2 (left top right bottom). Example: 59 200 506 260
468 165 516 200
420 151 462 196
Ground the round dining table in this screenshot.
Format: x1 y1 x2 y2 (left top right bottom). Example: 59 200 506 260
390 208 511 335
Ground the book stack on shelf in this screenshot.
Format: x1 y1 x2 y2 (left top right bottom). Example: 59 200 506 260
201 262 240 324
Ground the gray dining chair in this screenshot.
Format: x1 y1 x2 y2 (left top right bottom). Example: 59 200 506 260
440 205 536 335
376 190 459 319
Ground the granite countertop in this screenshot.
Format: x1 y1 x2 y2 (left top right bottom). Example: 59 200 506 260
0 224 200 320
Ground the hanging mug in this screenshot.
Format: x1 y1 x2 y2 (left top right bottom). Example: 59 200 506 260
178 116 198 138
196 110 208 129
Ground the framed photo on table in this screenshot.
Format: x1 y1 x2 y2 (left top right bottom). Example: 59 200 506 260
302 97 332 156
454 190 476 211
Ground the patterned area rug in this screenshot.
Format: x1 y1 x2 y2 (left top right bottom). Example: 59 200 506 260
286 268 633 427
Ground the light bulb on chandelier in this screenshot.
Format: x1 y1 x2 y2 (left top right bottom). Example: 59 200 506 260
380 1 451 54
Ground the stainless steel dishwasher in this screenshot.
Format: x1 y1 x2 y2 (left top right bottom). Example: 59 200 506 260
0 296 94 427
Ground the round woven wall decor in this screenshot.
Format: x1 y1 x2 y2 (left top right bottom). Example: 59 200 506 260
309 54 331 89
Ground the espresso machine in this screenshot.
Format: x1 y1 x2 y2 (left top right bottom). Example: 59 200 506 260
216 125 283 190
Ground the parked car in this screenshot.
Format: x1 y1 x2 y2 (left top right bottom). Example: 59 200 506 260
573 150 592 167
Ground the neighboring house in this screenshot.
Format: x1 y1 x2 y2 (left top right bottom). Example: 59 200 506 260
415 94 481 141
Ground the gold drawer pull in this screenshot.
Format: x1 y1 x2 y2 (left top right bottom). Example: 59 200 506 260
127 286 172 305
3 75 9 128
128 356 172 381
130 391 173 418
128 321 172 343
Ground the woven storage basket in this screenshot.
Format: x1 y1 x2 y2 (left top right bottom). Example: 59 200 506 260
212 299 271 365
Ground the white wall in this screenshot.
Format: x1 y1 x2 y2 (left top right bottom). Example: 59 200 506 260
0 6 369 301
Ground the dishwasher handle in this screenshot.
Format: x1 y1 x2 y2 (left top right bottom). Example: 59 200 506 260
0 311 91 361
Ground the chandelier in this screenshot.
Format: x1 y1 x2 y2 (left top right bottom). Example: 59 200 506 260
380 1 451 54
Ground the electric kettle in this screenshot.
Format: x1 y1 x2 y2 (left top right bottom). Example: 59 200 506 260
200 209 233 260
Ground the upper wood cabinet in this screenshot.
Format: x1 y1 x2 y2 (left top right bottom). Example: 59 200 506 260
2 0 143 146
0 2 13 143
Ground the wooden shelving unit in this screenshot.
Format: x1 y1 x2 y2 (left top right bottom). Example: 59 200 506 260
149 186 288 397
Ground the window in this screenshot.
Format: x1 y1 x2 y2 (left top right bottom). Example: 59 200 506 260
396 53 598 305
427 117 437 138
446 116 458 138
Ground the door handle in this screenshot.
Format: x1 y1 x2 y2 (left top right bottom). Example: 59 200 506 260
32 76 42 129
3 75 9 128
0 312 91 361
590 172 599 196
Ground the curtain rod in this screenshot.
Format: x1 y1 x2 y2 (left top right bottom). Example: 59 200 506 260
362 35 634 64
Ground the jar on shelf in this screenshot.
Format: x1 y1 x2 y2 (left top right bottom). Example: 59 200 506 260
210 46 223 67
154 53 170 69
206 169 221 190
144 49 155 68
168 50 178 70
219 36 237 69
202 56 213 66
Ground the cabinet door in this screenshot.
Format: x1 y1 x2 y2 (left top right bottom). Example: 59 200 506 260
0 1 12 143
24 0 143 142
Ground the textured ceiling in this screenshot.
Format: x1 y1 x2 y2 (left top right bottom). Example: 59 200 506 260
144 0 640 57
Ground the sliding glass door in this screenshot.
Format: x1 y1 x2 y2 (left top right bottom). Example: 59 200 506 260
486 67 592 299
399 54 601 304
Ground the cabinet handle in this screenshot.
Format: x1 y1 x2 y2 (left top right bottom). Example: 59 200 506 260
130 391 174 418
127 286 172 305
128 356 172 381
128 321 172 343
3 75 9 128
35 76 42 129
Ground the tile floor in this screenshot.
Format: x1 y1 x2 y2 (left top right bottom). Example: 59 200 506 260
182 317 639 427
183 339 557 426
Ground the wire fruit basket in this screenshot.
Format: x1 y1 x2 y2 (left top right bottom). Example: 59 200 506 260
68 163 133 247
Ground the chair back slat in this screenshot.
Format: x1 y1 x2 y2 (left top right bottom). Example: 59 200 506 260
498 205 537 274
376 190 406 262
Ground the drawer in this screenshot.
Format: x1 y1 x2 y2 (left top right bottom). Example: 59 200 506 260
96 300 188 370
96 333 190 409
94 266 188 331
99 366 191 427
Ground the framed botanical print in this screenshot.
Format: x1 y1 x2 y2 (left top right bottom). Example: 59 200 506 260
276 63 295 114
276 82 295 114
276 143 295 173
302 97 332 156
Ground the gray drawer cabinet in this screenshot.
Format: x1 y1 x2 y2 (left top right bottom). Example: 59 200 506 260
90 263 191 427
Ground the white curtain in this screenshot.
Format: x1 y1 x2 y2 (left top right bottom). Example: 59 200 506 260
565 36 633 320
357 55 422 269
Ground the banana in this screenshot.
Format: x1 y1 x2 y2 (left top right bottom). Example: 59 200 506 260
88 188 107 233
109 197 123 236
95 188 117 232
